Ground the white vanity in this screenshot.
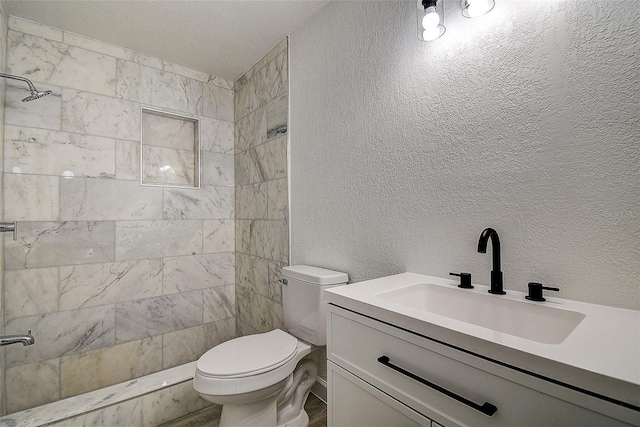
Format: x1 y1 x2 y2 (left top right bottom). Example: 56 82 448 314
324 273 640 426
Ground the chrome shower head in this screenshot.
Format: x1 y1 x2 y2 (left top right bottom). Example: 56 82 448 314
22 90 52 102
0 72 51 102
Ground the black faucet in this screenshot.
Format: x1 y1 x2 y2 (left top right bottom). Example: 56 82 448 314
477 228 505 295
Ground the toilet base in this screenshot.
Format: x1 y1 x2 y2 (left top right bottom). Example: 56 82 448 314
278 409 309 427
210 358 318 427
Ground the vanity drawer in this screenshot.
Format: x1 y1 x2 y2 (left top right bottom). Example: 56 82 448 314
327 305 635 427
328 361 432 427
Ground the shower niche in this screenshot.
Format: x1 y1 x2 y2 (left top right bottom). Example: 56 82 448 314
140 108 200 188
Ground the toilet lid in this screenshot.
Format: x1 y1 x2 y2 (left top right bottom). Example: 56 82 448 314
197 329 298 378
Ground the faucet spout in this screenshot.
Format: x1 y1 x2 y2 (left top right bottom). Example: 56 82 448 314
0 330 35 347
477 228 505 295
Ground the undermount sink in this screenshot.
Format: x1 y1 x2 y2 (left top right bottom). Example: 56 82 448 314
375 283 586 345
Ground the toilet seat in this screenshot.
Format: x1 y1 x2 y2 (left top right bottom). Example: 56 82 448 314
194 330 309 396
197 329 298 378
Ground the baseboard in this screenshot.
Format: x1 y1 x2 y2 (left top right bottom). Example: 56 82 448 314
311 378 327 403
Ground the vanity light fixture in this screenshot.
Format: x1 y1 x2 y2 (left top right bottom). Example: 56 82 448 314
461 0 495 18
418 0 496 42
417 0 445 42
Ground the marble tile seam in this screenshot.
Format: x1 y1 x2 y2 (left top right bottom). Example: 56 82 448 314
8 19 232 90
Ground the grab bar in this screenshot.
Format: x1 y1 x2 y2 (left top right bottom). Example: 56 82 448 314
377 355 497 416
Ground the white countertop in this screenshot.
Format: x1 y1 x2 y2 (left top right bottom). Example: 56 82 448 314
324 273 640 408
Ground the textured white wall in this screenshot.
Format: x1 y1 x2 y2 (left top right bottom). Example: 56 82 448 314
289 0 639 309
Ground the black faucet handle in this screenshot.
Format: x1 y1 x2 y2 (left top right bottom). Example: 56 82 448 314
450 272 473 289
525 282 559 302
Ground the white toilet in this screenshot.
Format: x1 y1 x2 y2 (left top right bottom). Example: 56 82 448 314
193 265 348 427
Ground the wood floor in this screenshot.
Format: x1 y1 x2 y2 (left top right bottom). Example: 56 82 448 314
161 393 327 427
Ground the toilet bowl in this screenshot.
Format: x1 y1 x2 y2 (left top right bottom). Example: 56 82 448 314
193 265 348 427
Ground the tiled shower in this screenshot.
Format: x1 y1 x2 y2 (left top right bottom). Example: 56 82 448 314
0 14 290 419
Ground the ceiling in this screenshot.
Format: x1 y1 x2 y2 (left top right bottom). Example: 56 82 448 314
5 0 331 82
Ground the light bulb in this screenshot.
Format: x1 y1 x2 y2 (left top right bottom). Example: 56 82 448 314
422 26 442 41
422 6 440 29
465 0 492 17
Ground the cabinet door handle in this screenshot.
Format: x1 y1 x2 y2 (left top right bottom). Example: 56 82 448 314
377 355 498 416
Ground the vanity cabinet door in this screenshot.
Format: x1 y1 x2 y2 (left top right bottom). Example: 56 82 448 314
328 361 432 427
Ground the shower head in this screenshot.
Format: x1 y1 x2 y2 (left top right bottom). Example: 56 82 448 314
22 90 52 102
0 72 52 102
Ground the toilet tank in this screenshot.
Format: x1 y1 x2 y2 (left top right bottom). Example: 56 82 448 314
282 265 348 346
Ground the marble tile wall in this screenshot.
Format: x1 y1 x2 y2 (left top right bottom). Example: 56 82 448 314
2 17 236 413
0 0 7 416
234 38 289 337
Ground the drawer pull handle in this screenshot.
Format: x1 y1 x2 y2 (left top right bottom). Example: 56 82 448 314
377 355 498 417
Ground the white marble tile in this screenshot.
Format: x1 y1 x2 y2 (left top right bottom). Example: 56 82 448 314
60 336 162 398
162 325 208 369
208 75 233 91
236 253 269 297
271 301 285 331
115 291 202 343
235 71 265 119
203 219 234 253
203 285 236 323
5 305 115 367
5 221 115 270
141 380 210 427
116 139 140 180
234 75 254 120
163 60 210 83
236 182 268 220
250 292 274 333
163 253 235 294
268 261 285 304
266 92 288 141
3 173 59 221
142 145 196 186
117 60 202 115
9 16 63 41
268 220 289 263
255 134 287 181
59 177 163 220
5 267 59 319
63 29 164 71
234 148 257 186
235 106 266 152
206 317 236 348
59 259 163 310
235 219 251 255
4 125 116 178
6 359 60 413
115 220 202 260
200 116 234 154
0 362 197 427
4 81 61 130
267 37 288 64
268 178 288 220
257 49 288 105
60 398 143 427
248 220 269 259
8 30 116 96
142 111 196 151
163 185 234 220
201 151 234 186
62 89 140 140
202 82 234 122
236 285 252 326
